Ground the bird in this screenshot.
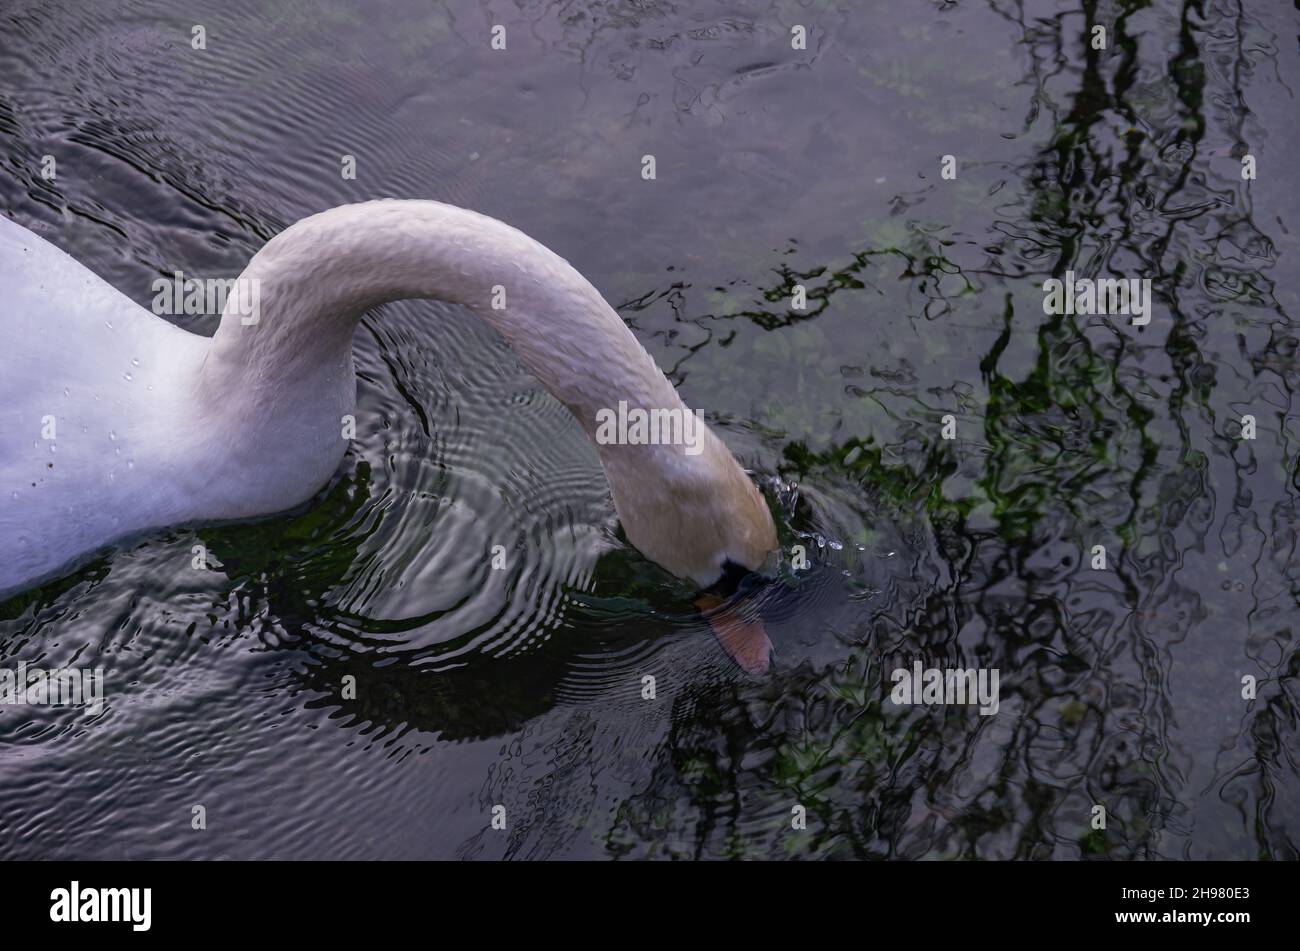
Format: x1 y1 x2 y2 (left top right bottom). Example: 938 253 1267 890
0 200 778 669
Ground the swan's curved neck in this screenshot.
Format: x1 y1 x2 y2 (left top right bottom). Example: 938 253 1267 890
191 200 775 588
199 200 682 431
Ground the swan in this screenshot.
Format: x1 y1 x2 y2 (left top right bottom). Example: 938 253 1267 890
0 200 778 668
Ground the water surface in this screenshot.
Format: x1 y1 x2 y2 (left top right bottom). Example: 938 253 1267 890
1 0 1298 859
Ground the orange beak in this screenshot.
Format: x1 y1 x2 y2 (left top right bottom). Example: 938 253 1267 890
694 593 773 675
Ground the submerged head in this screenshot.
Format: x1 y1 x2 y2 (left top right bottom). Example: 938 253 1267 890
595 420 777 589
591 418 779 674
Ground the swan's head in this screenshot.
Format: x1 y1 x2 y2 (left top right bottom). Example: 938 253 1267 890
591 419 779 672
596 422 777 589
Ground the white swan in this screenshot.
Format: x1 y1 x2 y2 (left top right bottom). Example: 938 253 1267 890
0 201 777 664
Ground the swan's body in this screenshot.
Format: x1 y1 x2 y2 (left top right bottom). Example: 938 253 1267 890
0 201 776 608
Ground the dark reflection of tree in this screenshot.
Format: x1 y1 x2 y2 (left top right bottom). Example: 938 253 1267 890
1216 644 1299 859
600 0 1296 858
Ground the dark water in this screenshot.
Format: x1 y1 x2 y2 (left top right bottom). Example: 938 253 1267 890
1 0 1298 859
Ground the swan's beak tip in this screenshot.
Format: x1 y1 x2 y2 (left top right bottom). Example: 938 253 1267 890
695 594 774 676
